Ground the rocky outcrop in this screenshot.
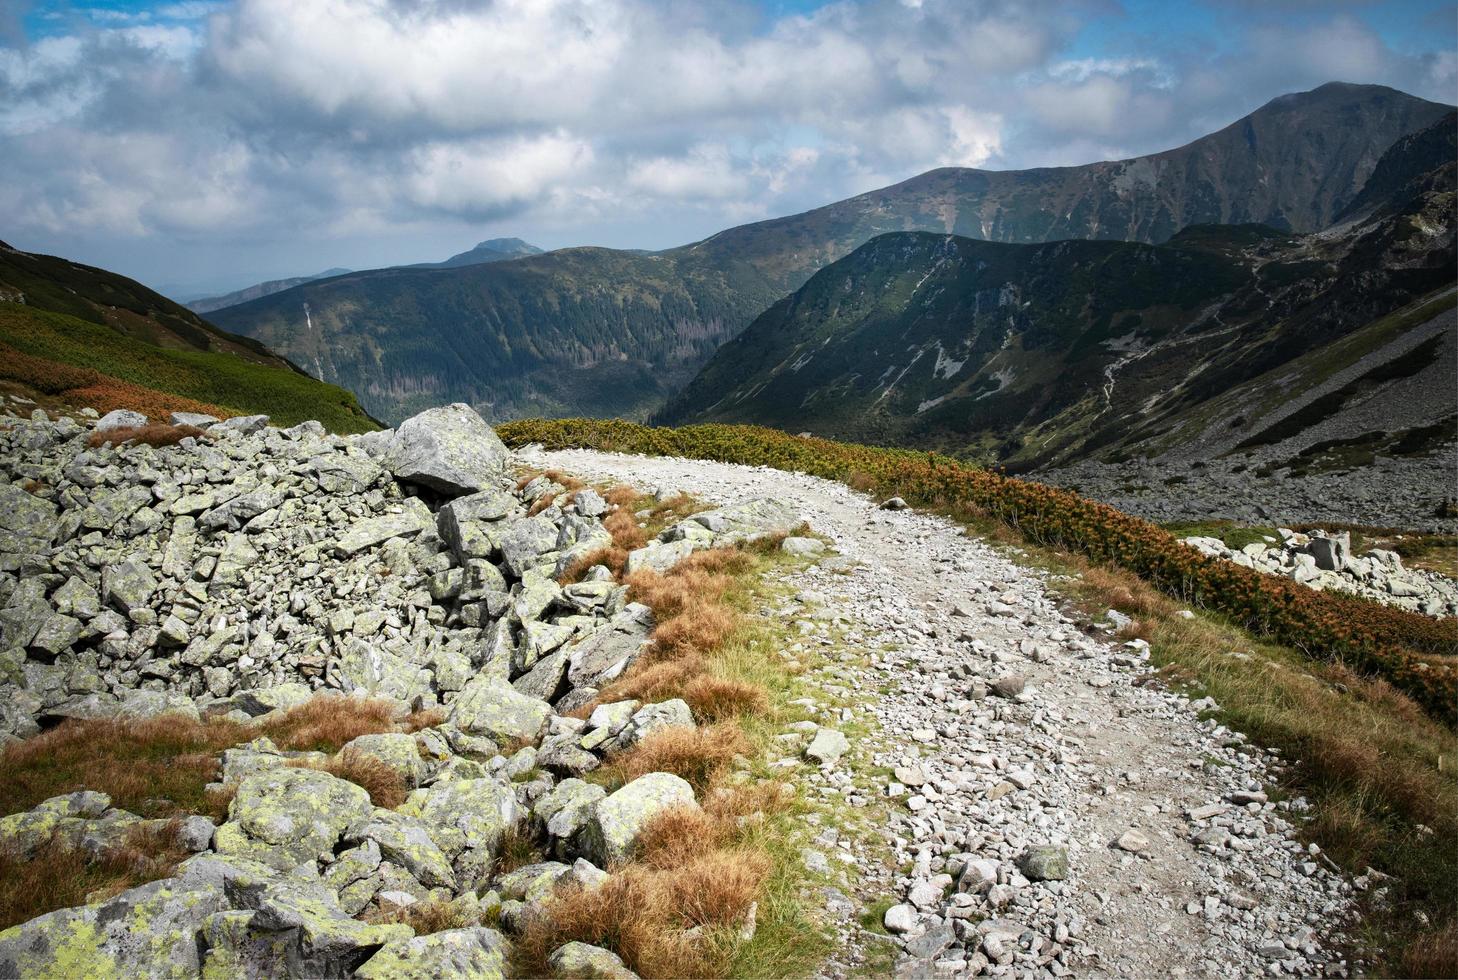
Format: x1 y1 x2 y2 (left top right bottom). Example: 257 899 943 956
1182 529 1458 616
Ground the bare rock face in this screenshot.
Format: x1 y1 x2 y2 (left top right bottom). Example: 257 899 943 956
382 404 510 497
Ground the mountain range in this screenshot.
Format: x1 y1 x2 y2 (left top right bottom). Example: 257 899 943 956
207 82 1453 426
658 111 1456 473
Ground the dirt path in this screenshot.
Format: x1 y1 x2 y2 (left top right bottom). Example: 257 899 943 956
526 447 1354 978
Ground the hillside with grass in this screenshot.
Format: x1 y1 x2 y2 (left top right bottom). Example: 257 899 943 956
0 242 378 432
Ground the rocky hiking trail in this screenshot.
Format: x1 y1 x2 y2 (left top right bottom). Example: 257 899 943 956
526 447 1356 978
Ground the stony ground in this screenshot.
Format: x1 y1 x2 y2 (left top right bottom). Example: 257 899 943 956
527 447 1358 979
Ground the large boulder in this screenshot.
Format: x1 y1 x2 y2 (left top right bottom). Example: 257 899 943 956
248 875 411 977
580 772 697 866
0 874 228 978
449 676 551 742
401 778 521 888
356 927 506 980
382 404 510 496
214 768 373 870
550 941 639 979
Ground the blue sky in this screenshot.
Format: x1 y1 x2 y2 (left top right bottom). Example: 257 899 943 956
2 0 1454 296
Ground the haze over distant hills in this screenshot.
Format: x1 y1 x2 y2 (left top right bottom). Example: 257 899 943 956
187 238 543 315
205 83 1452 426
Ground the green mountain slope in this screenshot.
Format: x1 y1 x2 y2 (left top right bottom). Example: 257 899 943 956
210 82 1450 425
0 243 377 432
211 247 780 424
660 112 1457 468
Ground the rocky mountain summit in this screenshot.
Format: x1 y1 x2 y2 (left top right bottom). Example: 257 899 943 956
0 402 803 976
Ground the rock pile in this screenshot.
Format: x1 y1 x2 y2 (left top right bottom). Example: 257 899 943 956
1182 529 1458 617
0 402 804 977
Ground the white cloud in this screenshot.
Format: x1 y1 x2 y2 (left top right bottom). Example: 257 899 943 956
0 0 1451 286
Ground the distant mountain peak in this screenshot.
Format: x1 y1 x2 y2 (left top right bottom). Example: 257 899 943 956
471 238 541 255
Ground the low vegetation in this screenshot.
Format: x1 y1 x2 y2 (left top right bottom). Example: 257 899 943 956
86 423 209 449
0 695 438 823
498 419 1457 723
511 490 833 978
0 304 378 432
0 820 193 931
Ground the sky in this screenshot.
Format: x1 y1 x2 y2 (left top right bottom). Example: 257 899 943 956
2 0 1454 298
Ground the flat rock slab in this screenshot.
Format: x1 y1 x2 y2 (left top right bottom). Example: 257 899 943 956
334 500 433 555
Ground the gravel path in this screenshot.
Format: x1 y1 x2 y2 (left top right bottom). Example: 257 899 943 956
525 448 1356 978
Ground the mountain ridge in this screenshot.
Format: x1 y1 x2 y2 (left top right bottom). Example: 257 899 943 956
210 82 1453 424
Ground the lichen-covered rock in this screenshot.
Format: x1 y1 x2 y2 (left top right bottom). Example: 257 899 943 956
355 926 506 980
533 779 607 851
804 727 850 767
449 676 551 742
248 875 411 977
601 698 693 753
340 732 425 788
400 777 521 888
1017 845 1069 882
353 809 457 890
329 639 433 703
95 408 148 431
383 404 510 496
565 606 652 692
101 558 157 614
0 874 228 978
332 500 433 556
198 908 292 980
549 941 639 978
214 767 373 871
0 483 59 562
580 772 697 866
495 861 571 903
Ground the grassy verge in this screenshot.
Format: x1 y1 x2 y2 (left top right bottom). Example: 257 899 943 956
0 303 379 432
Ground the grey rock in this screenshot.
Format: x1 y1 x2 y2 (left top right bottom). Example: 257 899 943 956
383 403 510 496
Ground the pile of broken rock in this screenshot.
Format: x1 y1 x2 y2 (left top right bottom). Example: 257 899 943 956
0 402 803 977
1182 528 1458 617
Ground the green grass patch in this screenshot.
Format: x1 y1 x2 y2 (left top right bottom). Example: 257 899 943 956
0 303 378 433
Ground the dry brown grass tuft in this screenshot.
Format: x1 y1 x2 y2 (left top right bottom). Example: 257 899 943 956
0 715 250 820
287 752 408 809
558 545 629 584
681 676 769 721
604 507 649 552
0 820 191 930
596 656 708 707
85 423 208 449
603 723 750 792
647 605 740 662
1402 921 1458 979
603 485 640 508
402 706 446 732
511 849 769 979
365 895 477 936
491 824 540 877
260 694 401 753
